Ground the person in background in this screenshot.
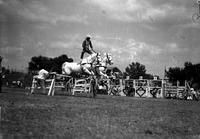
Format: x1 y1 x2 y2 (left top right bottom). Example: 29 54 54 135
191 88 198 101
0 56 2 93
80 35 94 59
32 69 49 94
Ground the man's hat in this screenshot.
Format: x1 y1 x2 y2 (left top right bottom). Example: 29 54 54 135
86 34 91 39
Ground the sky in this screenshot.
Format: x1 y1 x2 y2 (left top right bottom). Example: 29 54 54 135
0 0 200 77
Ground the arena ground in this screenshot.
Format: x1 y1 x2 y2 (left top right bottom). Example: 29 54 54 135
0 87 200 139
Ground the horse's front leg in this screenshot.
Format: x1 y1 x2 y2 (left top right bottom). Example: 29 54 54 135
82 67 94 75
97 69 108 78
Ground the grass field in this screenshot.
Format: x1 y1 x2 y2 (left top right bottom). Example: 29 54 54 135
1 87 200 139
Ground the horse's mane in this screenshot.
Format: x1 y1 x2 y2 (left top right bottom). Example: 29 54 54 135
81 53 97 64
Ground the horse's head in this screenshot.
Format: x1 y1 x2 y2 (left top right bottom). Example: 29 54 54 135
96 53 102 64
103 53 113 65
94 53 113 78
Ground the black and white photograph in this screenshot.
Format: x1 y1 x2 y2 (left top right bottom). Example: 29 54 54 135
0 0 200 138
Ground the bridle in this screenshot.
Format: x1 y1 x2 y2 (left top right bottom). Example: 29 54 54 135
105 53 112 65
88 53 101 68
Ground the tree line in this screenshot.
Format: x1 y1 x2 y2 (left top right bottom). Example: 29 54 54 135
28 55 154 79
27 55 200 90
28 55 73 74
2 54 73 87
2 54 200 90
166 62 200 89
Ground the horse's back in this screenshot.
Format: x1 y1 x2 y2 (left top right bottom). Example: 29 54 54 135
62 62 81 75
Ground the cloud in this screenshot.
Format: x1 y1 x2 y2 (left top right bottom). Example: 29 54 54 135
165 43 181 52
48 34 82 50
92 34 162 57
111 38 162 58
0 0 3 4
86 0 142 22
91 35 163 67
0 46 24 54
86 0 190 25
89 34 178 76
0 0 199 77
20 10 89 25
0 46 29 69
0 0 89 25
0 46 24 66
49 41 79 49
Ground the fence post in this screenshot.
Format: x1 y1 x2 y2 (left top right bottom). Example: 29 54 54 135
177 80 179 96
162 79 165 98
48 75 55 96
30 76 37 94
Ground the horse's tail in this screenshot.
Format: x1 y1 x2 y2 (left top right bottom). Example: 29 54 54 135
62 62 66 74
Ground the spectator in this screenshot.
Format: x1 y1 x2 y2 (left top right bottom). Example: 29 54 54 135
32 69 49 94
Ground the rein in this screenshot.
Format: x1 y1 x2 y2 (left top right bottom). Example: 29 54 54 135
106 53 112 65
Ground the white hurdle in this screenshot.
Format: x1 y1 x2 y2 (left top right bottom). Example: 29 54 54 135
30 72 73 96
72 77 92 96
48 73 74 96
47 75 56 96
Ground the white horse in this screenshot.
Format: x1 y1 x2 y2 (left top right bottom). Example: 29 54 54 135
95 53 113 78
62 53 101 76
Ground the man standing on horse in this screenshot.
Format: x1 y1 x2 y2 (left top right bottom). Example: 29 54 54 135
80 35 94 59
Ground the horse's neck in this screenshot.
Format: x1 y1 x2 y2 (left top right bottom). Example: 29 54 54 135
84 54 96 63
100 58 107 67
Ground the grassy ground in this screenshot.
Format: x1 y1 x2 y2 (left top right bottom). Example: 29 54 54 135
1 87 200 139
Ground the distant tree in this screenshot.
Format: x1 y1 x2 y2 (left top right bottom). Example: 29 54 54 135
166 67 185 85
52 55 73 73
28 54 73 74
2 67 10 74
28 56 52 73
124 62 153 79
166 62 200 89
